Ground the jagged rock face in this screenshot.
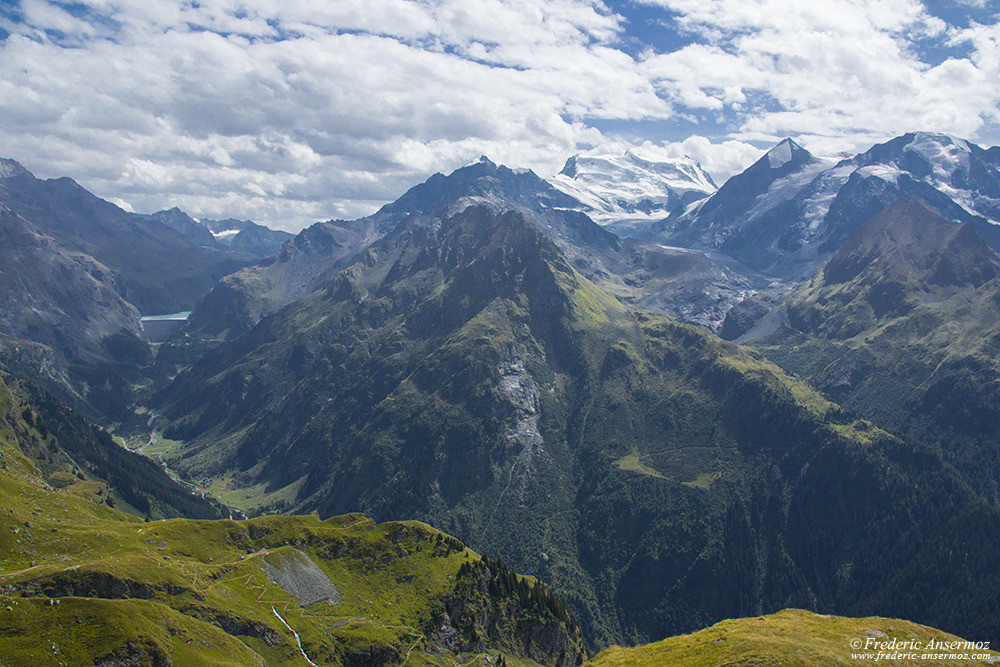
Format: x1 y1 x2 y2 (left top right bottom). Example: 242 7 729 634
156 202 1000 648
653 133 1000 281
0 204 145 367
15 571 189 601
0 159 250 315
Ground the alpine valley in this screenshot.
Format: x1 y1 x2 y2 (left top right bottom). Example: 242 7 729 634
2 132 1000 665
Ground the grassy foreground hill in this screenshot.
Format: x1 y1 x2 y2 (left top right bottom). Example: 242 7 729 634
0 375 584 666
590 609 999 666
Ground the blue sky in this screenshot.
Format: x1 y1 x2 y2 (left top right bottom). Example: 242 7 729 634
1 0 998 231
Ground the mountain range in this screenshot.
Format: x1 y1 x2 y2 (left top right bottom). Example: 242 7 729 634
137 207 293 258
650 133 1000 282
0 159 291 421
168 155 771 376
152 187 1000 647
3 131 1000 662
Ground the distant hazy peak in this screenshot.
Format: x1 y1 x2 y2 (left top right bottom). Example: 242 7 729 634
0 158 33 180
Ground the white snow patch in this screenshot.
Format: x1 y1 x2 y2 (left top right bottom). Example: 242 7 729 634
211 228 240 240
767 140 793 169
855 163 903 183
657 244 701 254
0 159 29 179
907 133 971 183
140 311 191 322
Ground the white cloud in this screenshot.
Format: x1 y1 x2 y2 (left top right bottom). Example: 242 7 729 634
635 0 1000 154
658 136 765 182
0 0 998 231
0 1 647 229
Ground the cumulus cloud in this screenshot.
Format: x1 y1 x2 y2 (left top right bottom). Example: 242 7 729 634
0 0 998 230
635 0 1000 156
0 0 648 229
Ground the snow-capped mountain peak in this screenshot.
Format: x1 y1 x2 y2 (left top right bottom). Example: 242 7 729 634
651 131 1000 281
903 132 971 178
548 149 717 226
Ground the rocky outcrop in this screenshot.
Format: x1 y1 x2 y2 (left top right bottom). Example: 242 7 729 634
94 639 172 667
14 571 198 602
430 556 586 667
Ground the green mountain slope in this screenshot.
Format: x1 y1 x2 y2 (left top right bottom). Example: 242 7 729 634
743 194 1000 500
0 372 222 520
152 203 1000 649
168 156 774 377
0 373 585 666
589 609 998 666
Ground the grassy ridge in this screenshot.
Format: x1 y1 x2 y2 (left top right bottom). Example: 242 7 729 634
589 609 999 666
0 371 221 520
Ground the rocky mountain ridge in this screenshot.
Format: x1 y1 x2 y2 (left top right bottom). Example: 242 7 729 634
742 194 1000 501
137 207 293 258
